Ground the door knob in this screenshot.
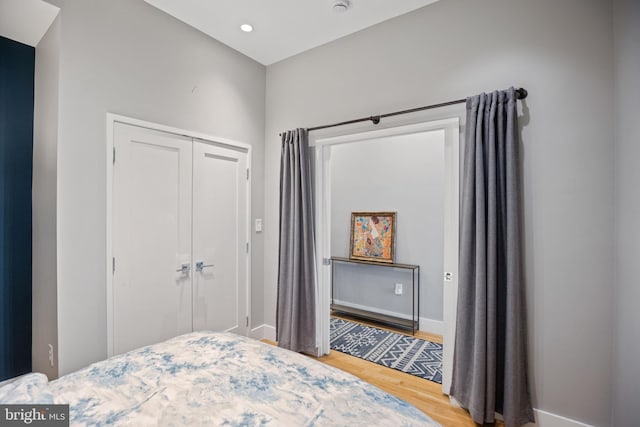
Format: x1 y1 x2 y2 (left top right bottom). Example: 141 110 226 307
176 263 191 274
195 261 214 272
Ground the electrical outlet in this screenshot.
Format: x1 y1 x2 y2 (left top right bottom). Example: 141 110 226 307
394 283 403 296
48 344 54 367
255 218 263 233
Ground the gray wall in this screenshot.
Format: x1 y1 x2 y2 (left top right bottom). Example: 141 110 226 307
264 0 614 425
32 16 59 380
330 132 444 322
44 0 265 375
613 0 640 425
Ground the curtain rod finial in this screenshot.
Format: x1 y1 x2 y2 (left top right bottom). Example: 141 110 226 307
516 88 528 100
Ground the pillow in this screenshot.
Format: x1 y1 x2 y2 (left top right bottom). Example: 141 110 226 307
0 373 53 404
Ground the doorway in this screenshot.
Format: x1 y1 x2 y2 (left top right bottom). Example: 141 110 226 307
313 118 460 393
106 116 251 357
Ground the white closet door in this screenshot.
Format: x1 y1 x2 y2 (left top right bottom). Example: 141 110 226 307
192 140 248 335
112 123 193 355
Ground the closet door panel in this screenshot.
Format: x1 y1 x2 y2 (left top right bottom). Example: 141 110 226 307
112 123 193 355
192 141 248 335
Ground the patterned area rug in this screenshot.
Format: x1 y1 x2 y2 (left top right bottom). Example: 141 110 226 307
330 317 443 384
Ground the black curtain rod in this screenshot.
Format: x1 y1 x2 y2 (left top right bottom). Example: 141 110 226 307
287 87 527 134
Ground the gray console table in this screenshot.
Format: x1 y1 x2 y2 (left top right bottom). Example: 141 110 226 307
330 256 420 334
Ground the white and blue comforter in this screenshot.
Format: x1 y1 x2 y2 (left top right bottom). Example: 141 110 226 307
0 332 438 426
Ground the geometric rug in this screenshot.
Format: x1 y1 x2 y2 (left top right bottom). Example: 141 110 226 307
330 317 443 384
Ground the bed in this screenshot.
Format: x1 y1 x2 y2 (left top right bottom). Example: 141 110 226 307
0 332 438 426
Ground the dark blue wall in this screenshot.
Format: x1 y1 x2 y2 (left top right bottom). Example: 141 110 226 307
0 36 34 381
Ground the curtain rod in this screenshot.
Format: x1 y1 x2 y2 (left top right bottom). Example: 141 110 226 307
280 88 527 135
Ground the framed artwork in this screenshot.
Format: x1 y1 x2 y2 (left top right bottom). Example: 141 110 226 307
349 212 396 263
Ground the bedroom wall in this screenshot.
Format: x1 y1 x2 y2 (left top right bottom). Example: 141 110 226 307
32 16 60 380
612 0 640 425
264 0 614 425
44 0 266 376
330 131 445 323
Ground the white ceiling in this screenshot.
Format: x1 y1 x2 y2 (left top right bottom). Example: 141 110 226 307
0 0 59 47
144 0 440 66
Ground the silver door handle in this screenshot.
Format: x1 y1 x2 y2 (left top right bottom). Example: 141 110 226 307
176 263 190 274
195 261 214 272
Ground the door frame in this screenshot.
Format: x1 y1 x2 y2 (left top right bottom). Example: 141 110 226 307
105 114 252 357
311 118 459 392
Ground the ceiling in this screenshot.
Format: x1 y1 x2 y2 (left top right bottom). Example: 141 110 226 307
0 0 59 47
144 0 440 66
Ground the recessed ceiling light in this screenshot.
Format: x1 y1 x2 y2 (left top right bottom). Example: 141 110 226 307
240 24 253 33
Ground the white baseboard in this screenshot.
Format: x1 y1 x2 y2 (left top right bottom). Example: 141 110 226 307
528 409 596 427
332 299 444 336
418 317 444 336
450 397 594 427
249 324 276 341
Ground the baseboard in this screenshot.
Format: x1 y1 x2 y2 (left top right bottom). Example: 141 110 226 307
249 324 276 341
418 317 444 336
449 397 594 427
528 409 596 427
332 299 444 336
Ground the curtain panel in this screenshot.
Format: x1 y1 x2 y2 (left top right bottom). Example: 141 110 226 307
276 128 317 355
451 88 534 427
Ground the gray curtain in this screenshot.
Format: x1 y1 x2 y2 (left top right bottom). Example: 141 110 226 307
276 128 317 355
450 88 534 426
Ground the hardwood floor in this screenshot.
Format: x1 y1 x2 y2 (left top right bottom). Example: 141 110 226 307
264 315 483 426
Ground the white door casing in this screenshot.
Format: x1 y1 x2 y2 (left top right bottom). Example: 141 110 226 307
112 123 193 356
441 120 460 395
192 140 248 335
312 118 459 393
107 115 252 357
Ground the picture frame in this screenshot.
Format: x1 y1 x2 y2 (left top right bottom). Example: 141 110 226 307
349 212 396 263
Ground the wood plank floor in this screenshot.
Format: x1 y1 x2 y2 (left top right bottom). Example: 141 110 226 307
264 315 483 426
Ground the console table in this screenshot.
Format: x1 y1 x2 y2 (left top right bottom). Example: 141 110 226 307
330 256 420 334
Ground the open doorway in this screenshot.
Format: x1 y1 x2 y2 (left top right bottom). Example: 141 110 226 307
312 118 459 393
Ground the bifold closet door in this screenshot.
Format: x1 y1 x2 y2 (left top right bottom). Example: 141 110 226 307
112 123 193 356
192 140 248 335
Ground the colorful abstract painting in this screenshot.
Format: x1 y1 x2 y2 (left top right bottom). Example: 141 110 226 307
349 212 396 263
